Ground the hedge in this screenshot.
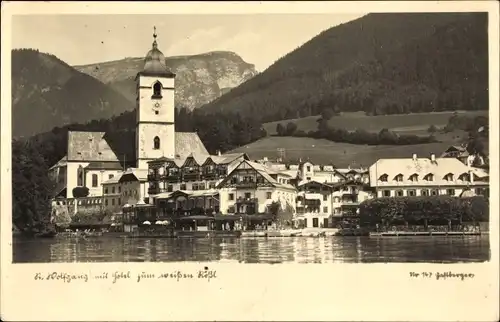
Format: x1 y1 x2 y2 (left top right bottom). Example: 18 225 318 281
359 195 489 226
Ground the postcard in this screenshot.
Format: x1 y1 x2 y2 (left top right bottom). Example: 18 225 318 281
1 1 499 321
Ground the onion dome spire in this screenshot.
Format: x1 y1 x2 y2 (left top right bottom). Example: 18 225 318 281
140 26 175 78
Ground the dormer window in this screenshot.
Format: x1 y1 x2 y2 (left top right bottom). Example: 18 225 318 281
458 173 470 182
394 174 403 182
409 174 419 182
152 81 162 98
444 173 454 181
379 174 388 182
424 173 434 181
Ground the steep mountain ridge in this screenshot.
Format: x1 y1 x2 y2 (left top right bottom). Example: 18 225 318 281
74 51 258 110
198 13 488 121
12 49 135 138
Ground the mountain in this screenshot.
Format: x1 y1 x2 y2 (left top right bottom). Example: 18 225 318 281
74 51 258 110
199 13 488 122
12 49 135 138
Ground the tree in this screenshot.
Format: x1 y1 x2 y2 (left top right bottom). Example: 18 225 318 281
285 122 298 136
12 139 55 235
267 201 280 222
427 125 438 133
276 123 285 136
321 108 334 121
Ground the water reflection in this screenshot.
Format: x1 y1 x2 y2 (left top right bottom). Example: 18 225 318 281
13 236 490 263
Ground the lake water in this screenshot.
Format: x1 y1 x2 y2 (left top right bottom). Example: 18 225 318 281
13 235 490 263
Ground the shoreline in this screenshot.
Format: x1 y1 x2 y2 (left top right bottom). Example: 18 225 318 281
36 227 488 239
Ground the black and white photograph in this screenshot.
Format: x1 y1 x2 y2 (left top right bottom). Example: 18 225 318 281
2 2 499 321
8 7 493 265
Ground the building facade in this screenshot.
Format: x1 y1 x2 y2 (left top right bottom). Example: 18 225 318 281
369 154 490 198
217 160 297 215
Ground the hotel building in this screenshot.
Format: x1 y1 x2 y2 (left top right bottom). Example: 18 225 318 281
369 153 489 198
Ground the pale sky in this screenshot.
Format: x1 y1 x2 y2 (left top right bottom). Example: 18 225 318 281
12 14 364 72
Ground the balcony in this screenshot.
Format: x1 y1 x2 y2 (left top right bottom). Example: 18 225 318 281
164 174 181 183
235 197 258 204
202 172 218 180
183 172 201 181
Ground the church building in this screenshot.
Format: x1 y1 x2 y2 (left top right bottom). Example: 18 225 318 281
49 28 209 200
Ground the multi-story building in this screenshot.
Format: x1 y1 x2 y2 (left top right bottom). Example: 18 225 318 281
294 162 374 228
217 160 297 215
144 152 248 217
147 152 248 195
369 153 489 198
248 159 375 228
102 174 122 214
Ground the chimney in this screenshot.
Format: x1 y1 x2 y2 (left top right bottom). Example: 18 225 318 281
431 154 436 162
470 170 474 183
412 154 417 161
217 150 221 156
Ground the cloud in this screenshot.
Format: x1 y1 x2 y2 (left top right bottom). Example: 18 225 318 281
165 26 262 67
165 26 227 55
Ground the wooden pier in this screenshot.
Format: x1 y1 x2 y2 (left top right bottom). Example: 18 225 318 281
369 231 482 237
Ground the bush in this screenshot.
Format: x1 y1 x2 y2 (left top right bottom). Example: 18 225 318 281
72 186 89 198
71 210 108 224
359 195 489 226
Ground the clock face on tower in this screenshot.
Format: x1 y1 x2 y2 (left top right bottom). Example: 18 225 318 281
152 101 161 111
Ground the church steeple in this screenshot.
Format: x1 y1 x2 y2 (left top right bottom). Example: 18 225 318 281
140 26 175 78
135 28 176 170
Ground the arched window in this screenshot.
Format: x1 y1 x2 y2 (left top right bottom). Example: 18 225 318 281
153 82 162 98
153 136 160 150
92 174 98 187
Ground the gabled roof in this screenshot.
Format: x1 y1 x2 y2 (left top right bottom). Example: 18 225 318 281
67 131 135 163
217 160 296 190
85 161 123 170
175 132 209 158
298 180 334 189
119 168 148 182
149 152 248 168
102 173 122 185
211 153 248 165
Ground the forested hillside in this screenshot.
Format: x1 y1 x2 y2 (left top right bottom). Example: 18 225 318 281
12 49 134 138
200 13 488 122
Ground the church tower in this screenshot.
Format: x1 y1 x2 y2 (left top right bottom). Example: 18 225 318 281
136 27 176 170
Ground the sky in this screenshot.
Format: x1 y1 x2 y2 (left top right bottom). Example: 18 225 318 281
12 14 364 72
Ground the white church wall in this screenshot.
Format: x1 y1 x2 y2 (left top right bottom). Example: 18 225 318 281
66 161 89 198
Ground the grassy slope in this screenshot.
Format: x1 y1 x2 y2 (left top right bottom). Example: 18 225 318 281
263 111 488 135
230 136 463 168
233 111 489 167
